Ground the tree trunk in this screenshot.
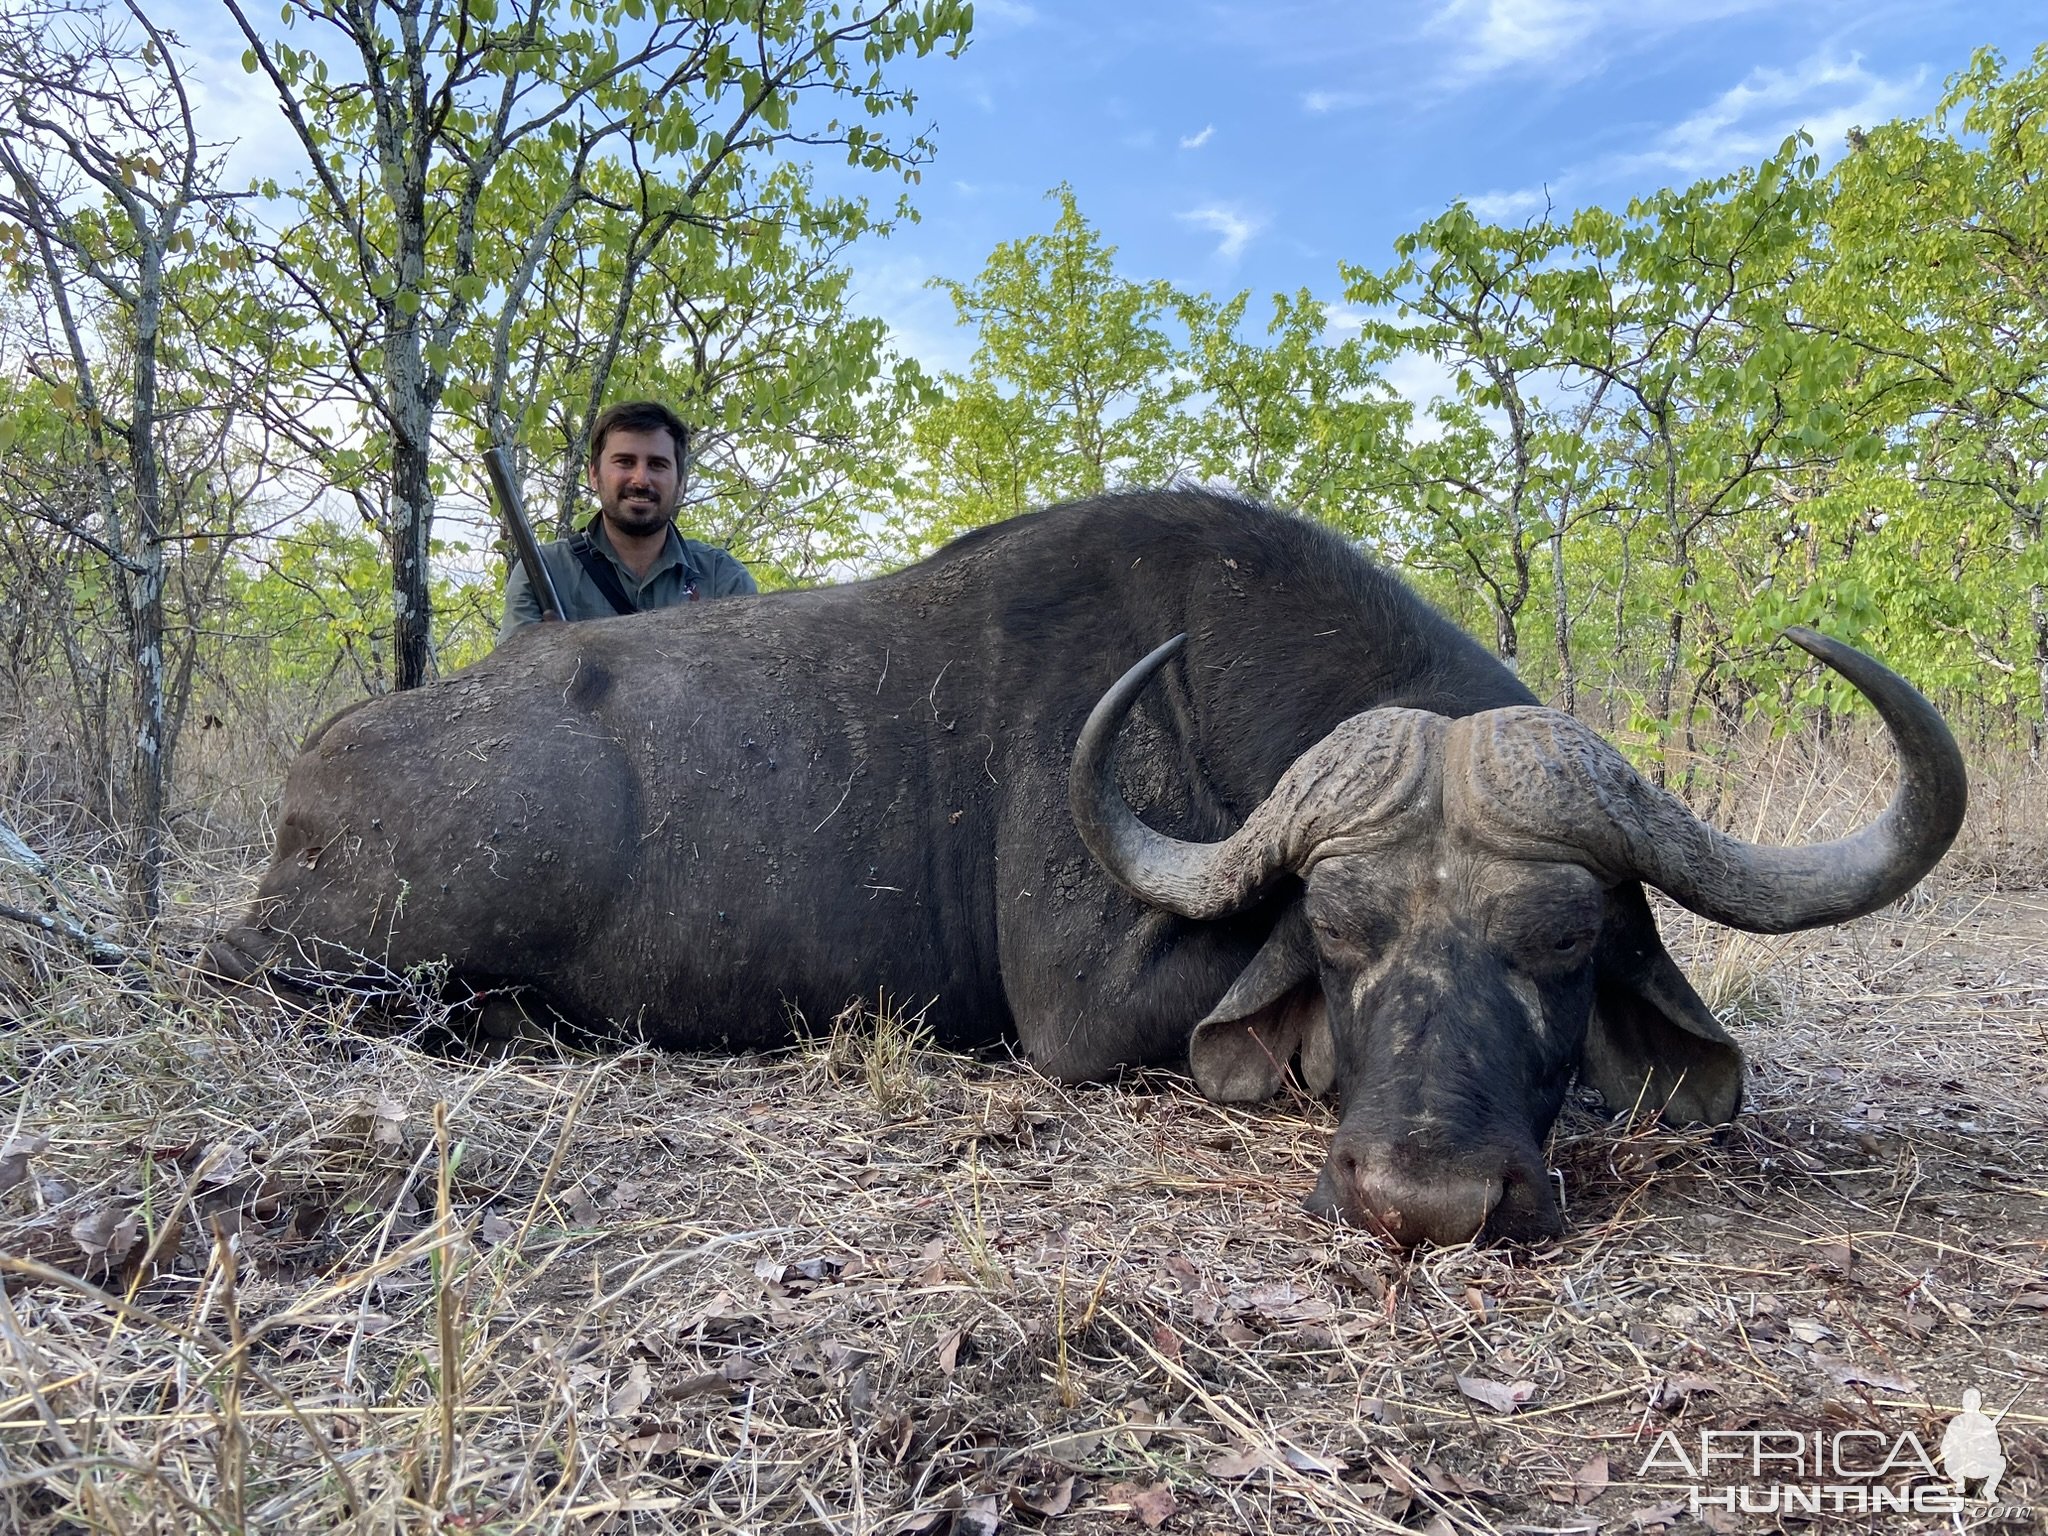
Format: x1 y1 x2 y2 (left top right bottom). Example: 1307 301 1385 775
125 245 168 921
2015 501 2047 759
1549 523 1575 713
389 400 436 692
385 143 437 690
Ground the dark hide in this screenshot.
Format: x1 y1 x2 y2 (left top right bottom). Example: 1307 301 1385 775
211 490 1747 1237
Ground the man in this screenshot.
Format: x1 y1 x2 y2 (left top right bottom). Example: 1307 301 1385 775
499 399 756 638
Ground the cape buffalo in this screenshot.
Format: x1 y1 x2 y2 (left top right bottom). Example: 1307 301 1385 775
209 491 1966 1244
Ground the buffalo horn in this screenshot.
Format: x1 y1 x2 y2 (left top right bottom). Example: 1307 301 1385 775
1527 627 1967 933
1069 635 1436 917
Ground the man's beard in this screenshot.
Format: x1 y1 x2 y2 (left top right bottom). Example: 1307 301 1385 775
602 491 674 537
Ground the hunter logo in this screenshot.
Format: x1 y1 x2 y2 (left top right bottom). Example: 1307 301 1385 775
1940 1389 2005 1499
1637 1394 2015 1518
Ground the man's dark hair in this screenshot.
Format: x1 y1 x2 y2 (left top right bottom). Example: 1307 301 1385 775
589 400 691 465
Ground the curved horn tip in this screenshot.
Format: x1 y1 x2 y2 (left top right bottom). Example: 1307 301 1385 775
1782 624 1850 666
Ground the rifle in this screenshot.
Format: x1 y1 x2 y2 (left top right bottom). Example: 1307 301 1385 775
482 444 566 622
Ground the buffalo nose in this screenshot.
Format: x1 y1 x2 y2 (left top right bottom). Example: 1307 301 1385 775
1307 1141 1561 1247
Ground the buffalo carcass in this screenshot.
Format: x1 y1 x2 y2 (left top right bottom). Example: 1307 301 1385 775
208 491 1966 1245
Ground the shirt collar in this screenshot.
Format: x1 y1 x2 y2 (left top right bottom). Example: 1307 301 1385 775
586 517 691 582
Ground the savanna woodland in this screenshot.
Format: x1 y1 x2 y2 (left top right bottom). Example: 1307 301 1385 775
2 0 2045 1530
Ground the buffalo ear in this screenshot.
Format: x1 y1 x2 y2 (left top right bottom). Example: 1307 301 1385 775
1188 906 1333 1102
1584 882 1744 1125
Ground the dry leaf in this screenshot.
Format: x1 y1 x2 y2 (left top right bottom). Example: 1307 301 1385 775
954 1492 1001 1536
1121 1399 1159 1449
70 1204 141 1270
622 1430 683 1453
1044 1429 1102 1467
1814 1354 1917 1392
1379 1455 1419 1500
476 1210 515 1245
0 1134 48 1196
1009 1474 1075 1517
1098 1481 1177 1529
1207 1448 1276 1479
1150 1322 1184 1360
935 1326 965 1375
608 1360 652 1420
1422 1463 1494 1498
1627 1502 1685 1529
371 1096 406 1146
1572 1453 1609 1504
1281 1445 1345 1476
1456 1373 1535 1415
1651 1373 1720 1410
561 1183 599 1227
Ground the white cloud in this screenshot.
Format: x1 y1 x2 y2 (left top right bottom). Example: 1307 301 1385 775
1427 0 1777 83
1178 204 1266 261
1637 52 1922 176
1179 124 1216 149
1379 350 1461 444
1448 51 1923 217
1461 186 1553 221
1302 88 1372 114
846 254 979 377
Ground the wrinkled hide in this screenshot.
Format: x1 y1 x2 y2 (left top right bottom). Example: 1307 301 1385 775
213 491 1967 1246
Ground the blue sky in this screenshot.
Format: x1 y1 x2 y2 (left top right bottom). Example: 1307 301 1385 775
840 0 2044 373
164 0 2041 380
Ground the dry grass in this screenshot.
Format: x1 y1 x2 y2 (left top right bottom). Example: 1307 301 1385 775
1 734 2045 1535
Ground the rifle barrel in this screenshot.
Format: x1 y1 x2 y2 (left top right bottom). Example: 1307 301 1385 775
483 446 566 622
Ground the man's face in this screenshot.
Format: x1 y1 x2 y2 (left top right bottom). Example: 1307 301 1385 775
587 425 683 538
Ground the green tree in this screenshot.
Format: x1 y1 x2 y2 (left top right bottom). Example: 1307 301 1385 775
1542 136 1856 755
1171 287 1409 536
901 187 1184 550
460 156 930 588
0 0 255 917
1346 209 1577 675
1811 46 2048 742
228 0 971 688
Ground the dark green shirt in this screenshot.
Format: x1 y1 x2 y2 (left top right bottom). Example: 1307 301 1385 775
499 520 756 639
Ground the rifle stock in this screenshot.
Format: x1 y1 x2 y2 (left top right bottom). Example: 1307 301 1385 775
483 445 566 622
